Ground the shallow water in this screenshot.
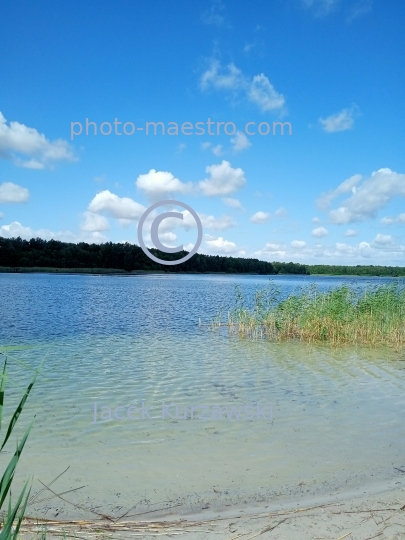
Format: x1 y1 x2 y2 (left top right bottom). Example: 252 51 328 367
0 273 404 519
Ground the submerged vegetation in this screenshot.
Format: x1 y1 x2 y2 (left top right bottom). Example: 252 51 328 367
216 282 405 349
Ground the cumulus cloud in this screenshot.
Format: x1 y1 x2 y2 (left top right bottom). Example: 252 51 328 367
344 229 358 237
199 213 236 230
200 60 243 91
247 74 286 112
374 233 394 245
199 160 246 196
0 112 76 169
253 236 405 265
204 234 239 254
81 211 110 232
0 182 29 203
212 144 224 156
0 221 107 243
250 211 270 224
148 209 235 234
291 240 306 248
312 226 329 237
318 168 405 224
222 197 244 210
88 190 146 220
380 213 405 225
230 132 251 153
135 169 193 200
317 173 362 210
200 60 285 113
319 105 359 133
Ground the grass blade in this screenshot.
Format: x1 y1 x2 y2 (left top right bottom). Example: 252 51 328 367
0 360 7 434
0 420 33 507
1 370 38 451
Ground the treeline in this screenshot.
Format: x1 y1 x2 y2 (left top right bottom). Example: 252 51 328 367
2 237 404 277
0 236 308 275
307 264 405 277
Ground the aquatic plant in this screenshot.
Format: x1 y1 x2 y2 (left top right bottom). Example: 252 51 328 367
0 358 37 539
218 282 405 348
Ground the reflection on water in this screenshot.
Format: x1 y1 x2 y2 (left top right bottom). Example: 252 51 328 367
0 274 404 518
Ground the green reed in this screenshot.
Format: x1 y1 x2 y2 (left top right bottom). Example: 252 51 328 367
0 358 38 539
219 282 405 348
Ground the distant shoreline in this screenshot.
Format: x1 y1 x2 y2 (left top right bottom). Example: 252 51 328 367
1 266 405 278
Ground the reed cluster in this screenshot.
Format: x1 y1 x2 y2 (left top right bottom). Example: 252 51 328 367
218 282 405 348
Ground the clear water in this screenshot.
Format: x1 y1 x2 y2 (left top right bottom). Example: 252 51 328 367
0 273 404 520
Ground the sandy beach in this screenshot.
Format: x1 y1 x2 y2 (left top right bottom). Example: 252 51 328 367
19 476 405 539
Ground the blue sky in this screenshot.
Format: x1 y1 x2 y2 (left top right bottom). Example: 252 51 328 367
1 0 404 265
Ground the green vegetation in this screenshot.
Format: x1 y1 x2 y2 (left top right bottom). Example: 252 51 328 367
0 359 37 538
219 282 405 349
2 237 405 276
0 236 308 275
307 264 405 277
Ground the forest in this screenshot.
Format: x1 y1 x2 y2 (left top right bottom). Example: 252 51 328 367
1 237 404 276
0 236 307 274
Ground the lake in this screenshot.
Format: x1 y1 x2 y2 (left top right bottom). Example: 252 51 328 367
0 273 404 520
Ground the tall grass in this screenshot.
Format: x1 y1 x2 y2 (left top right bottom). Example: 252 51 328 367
0 358 37 539
219 282 405 348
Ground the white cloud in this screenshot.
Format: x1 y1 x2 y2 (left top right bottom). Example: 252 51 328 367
204 234 238 254
200 60 243 91
201 0 225 26
81 211 110 232
247 74 286 112
159 231 177 243
380 213 405 225
243 42 256 53
319 105 359 133
312 217 321 223
250 211 270 224
302 0 339 17
275 207 287 218
212 144 224 156
319 168 405 224
0 182 29 203
374 233 394 245
0 212 3 219
253 236 405 265
347 0 373 22
0 112 76 169
0 221 107 243
291 240 306 248
199 160 246 196
136 169 193 200
317 173 362 210
230 132 251 153
88 190 146 220
222 197 244 210
200 60 285 113
201 142 212 150
344 229 358 237
312 226 329 237
199 213 236 230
